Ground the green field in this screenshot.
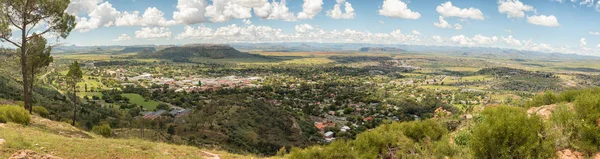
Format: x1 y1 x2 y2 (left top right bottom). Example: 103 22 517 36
121 93 160 110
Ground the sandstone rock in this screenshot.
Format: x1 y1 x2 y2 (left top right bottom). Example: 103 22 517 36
556 149 584 159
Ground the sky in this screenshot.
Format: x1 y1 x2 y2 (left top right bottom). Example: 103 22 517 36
3 0 600 55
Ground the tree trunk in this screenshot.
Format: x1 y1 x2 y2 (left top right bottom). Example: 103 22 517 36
29 68 35 114
72 79 77 126
21 14 31 114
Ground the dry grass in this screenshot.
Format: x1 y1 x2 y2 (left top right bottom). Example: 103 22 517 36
0 116 258 159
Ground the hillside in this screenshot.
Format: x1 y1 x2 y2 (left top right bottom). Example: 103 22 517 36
120 46 156 53
142 44 274 63
0 115 256 159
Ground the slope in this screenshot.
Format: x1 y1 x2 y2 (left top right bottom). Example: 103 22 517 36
0 115 257 159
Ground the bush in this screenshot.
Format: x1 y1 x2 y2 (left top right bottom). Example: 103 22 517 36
400 120 448 142
524 91 558 108
0 105 31 125
32 106 49 118
470 106 554 159
92 124 112 137
572 92 600 153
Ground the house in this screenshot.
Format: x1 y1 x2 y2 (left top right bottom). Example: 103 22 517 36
324 131 335 142
340 126 351 132
143 110 166 120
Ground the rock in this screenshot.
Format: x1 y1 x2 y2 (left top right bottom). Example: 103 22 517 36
556 149 584 159
9 150 62 159
594 153 600 159
0 138 5 145
434 107 452 118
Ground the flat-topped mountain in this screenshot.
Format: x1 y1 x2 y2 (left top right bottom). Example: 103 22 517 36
142 44 272 62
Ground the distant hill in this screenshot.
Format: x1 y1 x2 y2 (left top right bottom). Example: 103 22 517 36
359 47 407 53
120 46 156 53
142 44 274 62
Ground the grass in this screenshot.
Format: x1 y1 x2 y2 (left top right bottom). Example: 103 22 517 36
0 116 256 159
445 67 481 72
77 92 103 98
121 93 159 110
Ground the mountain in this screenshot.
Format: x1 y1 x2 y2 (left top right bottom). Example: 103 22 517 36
119 46 156 53
142 44 274 62
359 47 407 53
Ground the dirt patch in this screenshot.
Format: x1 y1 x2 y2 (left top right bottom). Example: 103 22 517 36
30 116 92 139
9 150 62 159
556 149 584 159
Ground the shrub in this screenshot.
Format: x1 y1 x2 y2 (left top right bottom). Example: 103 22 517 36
572 92 600 153
92 124 112 137
32 106 49 118
0 105 31 125
524 91 557 108
400 120 448 142
470 106 554 159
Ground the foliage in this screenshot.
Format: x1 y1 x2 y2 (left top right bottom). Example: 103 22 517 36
288 120 459 159
32 106 49 118
92 124 112 137
0 105 31 125
470 106 554 159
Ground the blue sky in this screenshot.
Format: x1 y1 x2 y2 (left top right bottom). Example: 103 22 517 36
3 0 600 55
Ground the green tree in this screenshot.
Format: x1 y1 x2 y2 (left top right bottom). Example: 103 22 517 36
19 34 53 114
470 106 554 159
0 0 76 112
67 61 82 126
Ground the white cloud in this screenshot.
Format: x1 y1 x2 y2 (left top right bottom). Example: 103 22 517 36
597 44 600 48
176 24 420 44
498 0 535 18
505 29 512 33
379 0 421 19
115 7 176 27
434 16 462 30
205 0 256 22
432 36 445 43
527 15 560 27
298 0 324 19
66 0 103 15
173 0 209 24
74 2 119 32
113 34 131 41
450 34 498 46
379 20 385 24
580 38 587 47
412 30 420 35
135 27 172 39
502 35 522 46
326 0 356 19
590 31 600 35
436 1 485 20
243 19 252 25
254 0 297 21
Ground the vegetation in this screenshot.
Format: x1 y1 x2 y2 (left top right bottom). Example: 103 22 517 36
470 106 554 159
92 123 112 137
0 105 31 125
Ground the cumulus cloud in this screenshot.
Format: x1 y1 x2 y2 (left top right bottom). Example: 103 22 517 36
326 0 356 19
590 31 600 35
450 34 498 46
505 29 512 33
580 38 587 47
113 34 131 41
135 27 172 39
298 0 324 19
74 2 119 32
205 0 258 22
412 30 420 35
436 1 484 20
254 0 297 21
177 24 419 44
115 7 176 26
498 0 535 18
66 0 103 15
379 0 421 19
173 0 209 24
243 19 252 25
502 35 522 46
597 44 600 48
434 16 462 30
527 15 560 27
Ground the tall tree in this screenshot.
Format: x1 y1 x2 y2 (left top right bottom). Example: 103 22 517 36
67 61 82 126
0 0 76 112
18 33 53 114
